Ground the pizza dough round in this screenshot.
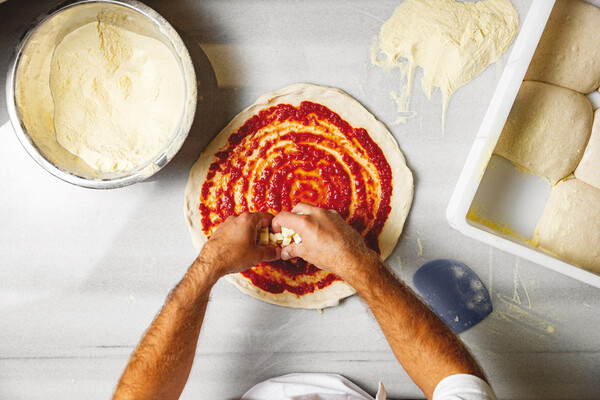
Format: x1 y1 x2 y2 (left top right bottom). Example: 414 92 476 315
494 81 593 183
184 83 413 309
525 0 600 94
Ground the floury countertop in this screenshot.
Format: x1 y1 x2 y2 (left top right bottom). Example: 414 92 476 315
1 1 598 399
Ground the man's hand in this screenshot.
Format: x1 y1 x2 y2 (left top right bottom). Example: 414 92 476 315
114 212 281 400
274 203 487 398
115 207 488 400
271 203 378 281
198 212 281 278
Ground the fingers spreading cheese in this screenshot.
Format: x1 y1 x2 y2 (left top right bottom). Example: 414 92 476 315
258 226 302 246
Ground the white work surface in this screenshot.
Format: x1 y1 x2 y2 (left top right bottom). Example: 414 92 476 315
1 1 599 399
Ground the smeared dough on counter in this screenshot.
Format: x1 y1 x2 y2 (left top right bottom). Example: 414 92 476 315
50 21 185 172
525 0 600 94
575 109 600 190
494 81 593 183
536 179 600 274
371 0 518 125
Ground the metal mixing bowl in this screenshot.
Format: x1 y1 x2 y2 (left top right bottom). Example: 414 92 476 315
6 0 197 189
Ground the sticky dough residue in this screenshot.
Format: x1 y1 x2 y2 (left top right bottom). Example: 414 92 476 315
371 0 519 127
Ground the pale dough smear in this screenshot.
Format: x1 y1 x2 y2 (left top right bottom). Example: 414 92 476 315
575 109 600 190
494 81 593 183
50 22 185 172
184 83 414 309
371 0 519 125
536 179 600 274
525 0 600 94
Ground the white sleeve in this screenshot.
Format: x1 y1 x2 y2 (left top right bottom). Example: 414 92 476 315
241 373 376 400
432 374 497 400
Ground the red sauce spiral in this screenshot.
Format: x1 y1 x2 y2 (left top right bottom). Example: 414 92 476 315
199 101 393 295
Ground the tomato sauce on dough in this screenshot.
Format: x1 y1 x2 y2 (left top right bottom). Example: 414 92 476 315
199 102 392 295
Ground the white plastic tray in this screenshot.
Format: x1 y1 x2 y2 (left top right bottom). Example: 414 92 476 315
447 0 600 288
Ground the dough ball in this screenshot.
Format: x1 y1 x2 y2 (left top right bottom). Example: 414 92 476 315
525 0 600 94
494 81 592 183
536 179 600 274
575 109 600 190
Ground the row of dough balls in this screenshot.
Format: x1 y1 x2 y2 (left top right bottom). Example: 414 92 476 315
496 0 600 187
494 82 600 273
492 0 600 274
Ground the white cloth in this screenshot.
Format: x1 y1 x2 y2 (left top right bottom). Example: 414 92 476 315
241 373 386 400
432 374 497 400
241 373 496 400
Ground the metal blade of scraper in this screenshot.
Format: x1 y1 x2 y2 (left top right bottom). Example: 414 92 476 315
413 259 492 334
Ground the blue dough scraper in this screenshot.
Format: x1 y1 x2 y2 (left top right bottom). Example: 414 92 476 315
413 259 492 334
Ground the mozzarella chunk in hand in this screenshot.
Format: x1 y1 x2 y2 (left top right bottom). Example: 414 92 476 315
281 227 296 238
257 225 302 247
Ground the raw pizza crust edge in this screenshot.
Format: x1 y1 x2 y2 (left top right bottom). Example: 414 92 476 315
184 83 414 309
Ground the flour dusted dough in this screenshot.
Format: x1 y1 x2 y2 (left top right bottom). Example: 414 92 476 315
184 83 413 309
575 109 600 190
536 179 600 274
525 0 600 94
50 22 185 172
494 81 593 183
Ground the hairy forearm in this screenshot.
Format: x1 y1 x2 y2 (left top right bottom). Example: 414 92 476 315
113 260 219 400
348 256 486 399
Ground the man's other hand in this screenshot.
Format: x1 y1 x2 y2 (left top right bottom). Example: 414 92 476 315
199 212 281 277
271 203 378 281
